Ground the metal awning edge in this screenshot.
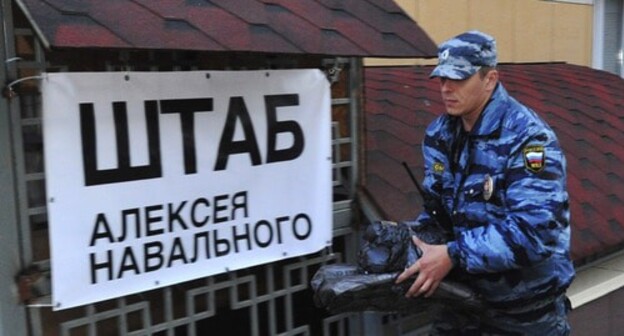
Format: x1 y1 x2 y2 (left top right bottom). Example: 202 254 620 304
567 251 624 308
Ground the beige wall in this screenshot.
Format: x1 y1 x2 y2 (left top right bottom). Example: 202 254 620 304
367 0 593 66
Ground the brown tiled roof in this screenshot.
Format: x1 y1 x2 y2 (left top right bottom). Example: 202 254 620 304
363 64 624 266
15 0 437 57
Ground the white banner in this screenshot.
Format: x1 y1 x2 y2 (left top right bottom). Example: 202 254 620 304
42 70 332 310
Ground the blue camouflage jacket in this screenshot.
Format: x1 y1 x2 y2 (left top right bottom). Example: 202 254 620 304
416 83 575 306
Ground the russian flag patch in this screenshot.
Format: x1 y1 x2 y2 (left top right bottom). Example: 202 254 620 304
523 145 545 173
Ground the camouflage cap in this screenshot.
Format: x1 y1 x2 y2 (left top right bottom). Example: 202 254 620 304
430 30 497 80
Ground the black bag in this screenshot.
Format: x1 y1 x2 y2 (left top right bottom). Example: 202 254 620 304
311 221 485 314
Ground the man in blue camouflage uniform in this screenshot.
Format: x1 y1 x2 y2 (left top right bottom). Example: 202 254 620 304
395 30 575 335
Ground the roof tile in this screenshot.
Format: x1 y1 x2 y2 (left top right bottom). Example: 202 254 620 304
17 0 437 57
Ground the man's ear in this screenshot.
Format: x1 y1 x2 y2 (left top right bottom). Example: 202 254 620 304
485 70 499 91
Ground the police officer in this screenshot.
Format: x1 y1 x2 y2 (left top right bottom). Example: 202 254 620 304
395 30 575 334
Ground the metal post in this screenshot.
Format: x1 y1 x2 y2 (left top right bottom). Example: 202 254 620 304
0 0 30 335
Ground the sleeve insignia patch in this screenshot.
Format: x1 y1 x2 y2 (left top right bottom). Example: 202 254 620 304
523 145 545 173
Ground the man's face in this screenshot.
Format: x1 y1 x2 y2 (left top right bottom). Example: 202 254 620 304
438 70 497 128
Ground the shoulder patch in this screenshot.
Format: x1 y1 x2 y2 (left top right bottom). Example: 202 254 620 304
523 145 545 173
433 162 445 173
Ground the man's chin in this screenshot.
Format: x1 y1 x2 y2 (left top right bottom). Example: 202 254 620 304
445 109 461 116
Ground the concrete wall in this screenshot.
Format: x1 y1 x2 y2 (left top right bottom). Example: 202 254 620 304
367 0 593 67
